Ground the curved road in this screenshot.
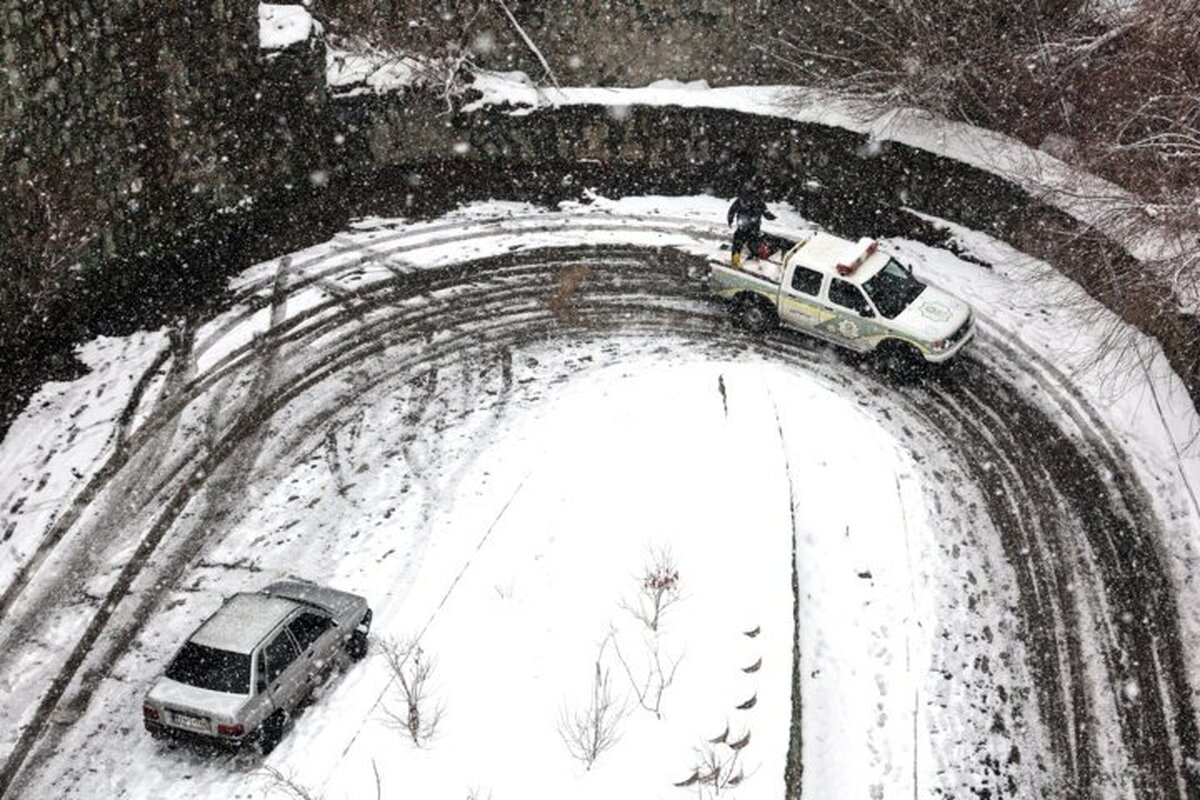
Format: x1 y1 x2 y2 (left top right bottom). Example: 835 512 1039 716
0 210 1194 799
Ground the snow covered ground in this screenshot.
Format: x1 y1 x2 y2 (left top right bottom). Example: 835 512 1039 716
1 194 1198 800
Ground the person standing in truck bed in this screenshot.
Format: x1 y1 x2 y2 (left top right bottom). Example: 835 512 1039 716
727 184 776 269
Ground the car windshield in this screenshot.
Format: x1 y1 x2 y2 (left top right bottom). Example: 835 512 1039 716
166 642 251 694
862 259 926 319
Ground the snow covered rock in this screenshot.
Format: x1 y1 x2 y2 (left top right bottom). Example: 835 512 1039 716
258 3 317 51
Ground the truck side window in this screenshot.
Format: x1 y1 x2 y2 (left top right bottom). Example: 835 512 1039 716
288 612 333 652
790 266 823 296
263 630 300 684
829 279 870 314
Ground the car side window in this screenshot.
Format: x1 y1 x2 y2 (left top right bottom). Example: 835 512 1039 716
790 265 823 296
255 651 268 694
288 612 334 653
263 630 300 685
829 279 871 314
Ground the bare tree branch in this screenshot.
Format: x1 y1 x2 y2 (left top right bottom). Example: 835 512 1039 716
491 0 561 89
610 631 682 720
262 766 322 800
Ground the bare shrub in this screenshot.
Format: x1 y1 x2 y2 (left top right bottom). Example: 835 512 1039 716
674 739 749 796
265 762 383 800
1067 0 1200 201
379 637 444 746
558 647 629 770
764 0 1084 130
767 0 1200 203
622 546 681 634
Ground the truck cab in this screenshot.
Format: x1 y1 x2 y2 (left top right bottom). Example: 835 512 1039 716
709 232 974 363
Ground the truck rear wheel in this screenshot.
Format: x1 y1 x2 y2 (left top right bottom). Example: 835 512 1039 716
733 295 777 334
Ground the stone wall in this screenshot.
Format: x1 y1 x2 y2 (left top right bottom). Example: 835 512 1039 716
1 1 262 252
0 1 330 422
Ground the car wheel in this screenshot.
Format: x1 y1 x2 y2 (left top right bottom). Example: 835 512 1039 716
734 295 776 334
257 711 286 756
347 629 369 661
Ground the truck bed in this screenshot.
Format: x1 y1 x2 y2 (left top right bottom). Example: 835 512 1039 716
709 254 785 289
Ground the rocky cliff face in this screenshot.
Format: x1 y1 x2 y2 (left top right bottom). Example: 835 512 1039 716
2 1 262 250
0 1 328 406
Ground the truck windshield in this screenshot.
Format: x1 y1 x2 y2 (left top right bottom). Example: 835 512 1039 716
166 642 251 694
862 259 926 319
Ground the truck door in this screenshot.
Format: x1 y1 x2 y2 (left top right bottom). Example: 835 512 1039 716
778 264 830 330
824 278 878 351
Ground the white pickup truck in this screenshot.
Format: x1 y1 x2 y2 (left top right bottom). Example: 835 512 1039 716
709 232 974 363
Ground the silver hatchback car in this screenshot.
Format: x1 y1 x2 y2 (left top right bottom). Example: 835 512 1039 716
142 581 372 754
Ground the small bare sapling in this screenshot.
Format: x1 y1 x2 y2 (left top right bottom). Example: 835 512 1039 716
624 546 681 633
558 650 629 770
379 637 443 746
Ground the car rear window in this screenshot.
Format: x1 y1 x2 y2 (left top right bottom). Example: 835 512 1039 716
166 642 251 694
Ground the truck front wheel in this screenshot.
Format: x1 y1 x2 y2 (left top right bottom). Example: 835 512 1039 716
874 339 925 379
733 295 777 334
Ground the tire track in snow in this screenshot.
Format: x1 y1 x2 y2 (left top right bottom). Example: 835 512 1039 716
0 217 1193 800
0 247 708 796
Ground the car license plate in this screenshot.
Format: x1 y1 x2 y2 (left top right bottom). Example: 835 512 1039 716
170 710 210 733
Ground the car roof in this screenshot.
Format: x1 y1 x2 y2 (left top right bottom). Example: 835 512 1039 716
189 593 300 654
788 233 887 286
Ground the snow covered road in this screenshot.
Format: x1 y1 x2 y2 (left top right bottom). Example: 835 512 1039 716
1 197 1197 799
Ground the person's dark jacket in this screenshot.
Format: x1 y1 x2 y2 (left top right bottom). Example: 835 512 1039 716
727 195 776 231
